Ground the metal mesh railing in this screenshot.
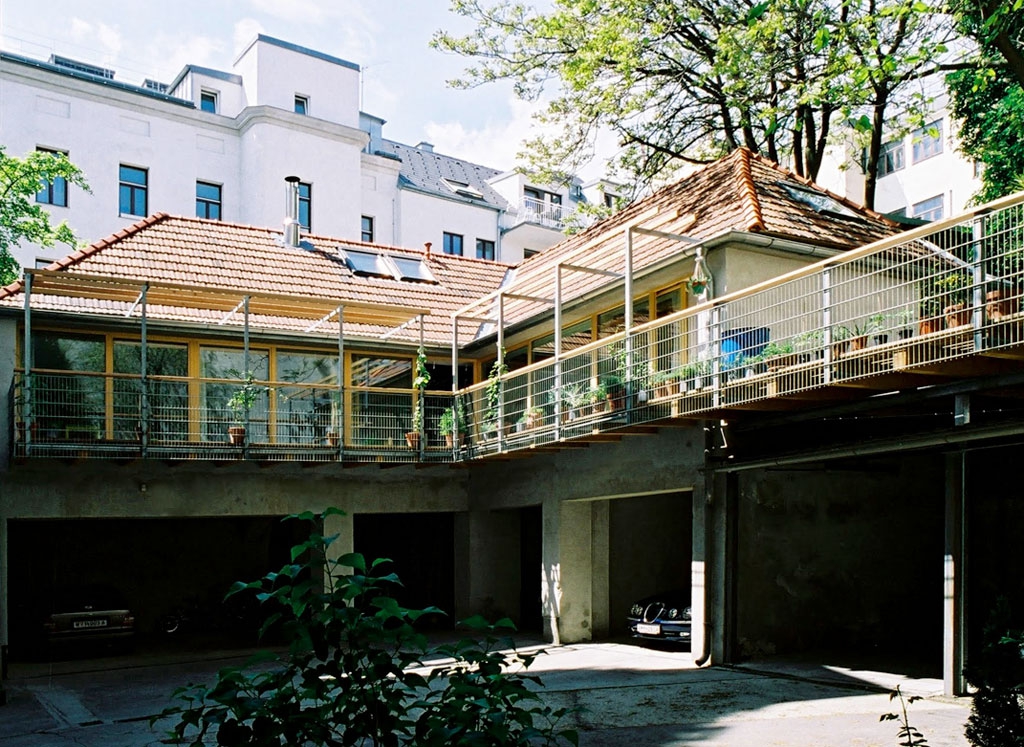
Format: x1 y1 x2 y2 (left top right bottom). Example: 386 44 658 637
12 194 1024 464
12 373 456 464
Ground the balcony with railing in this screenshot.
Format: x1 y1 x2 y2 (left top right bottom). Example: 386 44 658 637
448 192 1024 458
10 372 457 464
10 193 1024 466
500 196 575 232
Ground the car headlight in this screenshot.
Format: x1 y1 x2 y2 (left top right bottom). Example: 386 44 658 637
667 608 679 619
630 604 643 617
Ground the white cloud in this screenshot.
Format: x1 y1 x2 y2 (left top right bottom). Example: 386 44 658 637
233 18 266 55
67 18 123 62
424 97 544 171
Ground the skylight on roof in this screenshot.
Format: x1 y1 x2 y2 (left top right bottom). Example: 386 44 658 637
441 178 484 199
391 255 436 283
344 248 393 278
780 182 859 218
341 248 438 284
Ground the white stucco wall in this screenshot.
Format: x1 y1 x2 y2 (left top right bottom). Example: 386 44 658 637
399 190 499 257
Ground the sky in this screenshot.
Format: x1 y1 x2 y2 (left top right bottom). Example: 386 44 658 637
0 0 578 174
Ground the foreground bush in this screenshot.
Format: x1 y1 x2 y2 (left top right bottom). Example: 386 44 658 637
965 599 1024 746
158 508 577 746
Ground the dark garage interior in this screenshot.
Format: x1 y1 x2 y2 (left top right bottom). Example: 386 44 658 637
7 515 304 659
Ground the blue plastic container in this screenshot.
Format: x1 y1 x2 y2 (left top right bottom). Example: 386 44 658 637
721 327 770 367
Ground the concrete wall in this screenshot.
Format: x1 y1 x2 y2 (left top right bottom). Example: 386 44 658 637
398 190 498 255
465 426 706 643
734 456 945 658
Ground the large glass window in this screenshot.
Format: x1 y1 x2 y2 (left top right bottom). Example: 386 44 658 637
200 347 270 442
276 351 340 445
119 165 148 217
30 332 106 440
35 148 69 207
912 194 944 222
113 341 188 440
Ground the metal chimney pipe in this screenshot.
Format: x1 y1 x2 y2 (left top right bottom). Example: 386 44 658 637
284 175 301 247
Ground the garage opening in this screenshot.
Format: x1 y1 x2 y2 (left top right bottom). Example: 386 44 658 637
734 455 944 675
7 516 303 660
608 491 693 638
354 512 455 629
518 505 543 633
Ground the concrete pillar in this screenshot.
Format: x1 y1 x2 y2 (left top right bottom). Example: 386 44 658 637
323 510 353 592
591 501 610 639
695 469 735 664
944 452 967 696
555 500 595 643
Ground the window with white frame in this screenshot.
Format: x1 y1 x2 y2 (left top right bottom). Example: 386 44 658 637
298 182 311 230
476 239 495 260
361 216 374 243
119 164 148 217
876 140 905 177
35 148 69 207
200 90 218 113
912 119 943 163
294 95 309 115
912 194 944 222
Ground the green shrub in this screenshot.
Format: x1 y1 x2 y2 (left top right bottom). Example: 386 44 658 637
965 599 1024 746
158 507 577 747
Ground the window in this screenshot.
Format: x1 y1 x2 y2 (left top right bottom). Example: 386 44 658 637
344 248 392 278
523 249 539 259
876 140 905 177
294 95 309 115
196 181 222 220
443 232 463 256
200 90 218 113
780 182 857 218
119 164 148 217
912 195 944 222
441 178 483 199
361 215 374 243
912 119 943 163
35 148 69 207
298 182 311 230
476 239 495 260
604 193 617 209
390 255 436 283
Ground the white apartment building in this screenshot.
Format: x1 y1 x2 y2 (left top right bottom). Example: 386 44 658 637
0 34 593 268
817 91 983 222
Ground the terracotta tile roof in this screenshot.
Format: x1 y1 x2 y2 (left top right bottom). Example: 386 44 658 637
469 148 902 328
0 214 512 347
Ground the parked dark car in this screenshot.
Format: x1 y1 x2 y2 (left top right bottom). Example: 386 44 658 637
42 585 135 648
627 589 691 645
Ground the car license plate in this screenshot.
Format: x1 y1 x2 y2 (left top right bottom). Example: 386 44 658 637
636 623 661 635
73 619 107 629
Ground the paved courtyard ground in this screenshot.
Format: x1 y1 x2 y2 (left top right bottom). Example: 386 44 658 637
0 641 971 746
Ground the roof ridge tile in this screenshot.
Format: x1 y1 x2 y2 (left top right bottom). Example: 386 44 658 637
733 148 766 231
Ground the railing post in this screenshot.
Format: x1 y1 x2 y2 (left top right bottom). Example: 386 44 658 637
711 305 722 409
624 227 634 409
497 294 505 452
451 315 460 459
418 317 425 461
22 273 32 455
972 217 985 351
243 295 250 457
140 285 149 458
554 264 563 442
822 268 833 385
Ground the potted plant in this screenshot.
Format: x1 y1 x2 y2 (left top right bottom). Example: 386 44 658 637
886 308 915 340
324 390 342 447
438 400 469 448
519 406 545 430
227 373 263 445
483 356 508 439
405 348 430 450
651 369 677 399
599 372 625 411
920 270 971 333
759 340 797 371
588 384 608 413
559 383 589 422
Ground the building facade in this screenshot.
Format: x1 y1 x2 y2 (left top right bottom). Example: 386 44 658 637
0 35 589 269
2 149 1023 701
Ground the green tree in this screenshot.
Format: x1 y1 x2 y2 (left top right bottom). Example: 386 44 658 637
434 0 953 206
947 0 1024 201
0 146 89 285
